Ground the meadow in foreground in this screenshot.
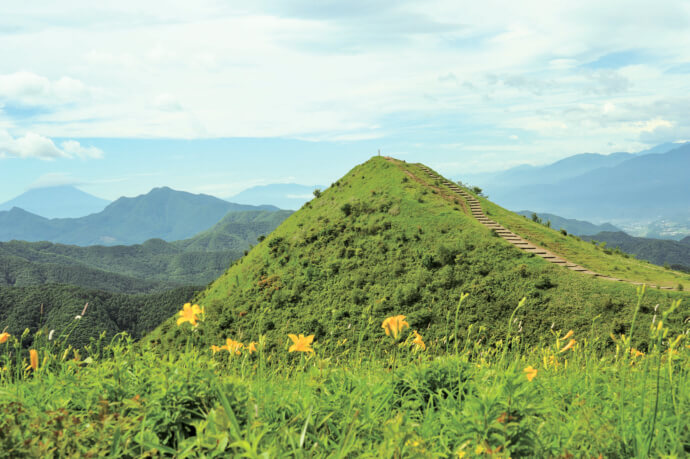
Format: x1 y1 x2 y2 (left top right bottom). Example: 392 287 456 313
0 289 687 458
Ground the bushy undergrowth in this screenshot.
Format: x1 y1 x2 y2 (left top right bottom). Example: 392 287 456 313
1 290 687 457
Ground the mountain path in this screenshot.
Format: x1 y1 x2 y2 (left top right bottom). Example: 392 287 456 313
393 159 674 290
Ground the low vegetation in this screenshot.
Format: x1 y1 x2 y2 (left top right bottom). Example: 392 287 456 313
0 288 687 456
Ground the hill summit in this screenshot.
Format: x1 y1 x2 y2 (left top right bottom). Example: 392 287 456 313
154 157 688 351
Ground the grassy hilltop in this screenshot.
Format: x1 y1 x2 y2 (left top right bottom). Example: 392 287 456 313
153 156 689 353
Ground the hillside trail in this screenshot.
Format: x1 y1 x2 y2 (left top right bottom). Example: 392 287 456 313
385 157 674 290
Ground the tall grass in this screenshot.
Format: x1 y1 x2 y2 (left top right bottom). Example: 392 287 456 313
0 293 687 457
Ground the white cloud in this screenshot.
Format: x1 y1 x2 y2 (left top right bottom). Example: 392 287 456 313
153 93 183 112
0 72 90 106
28 172 82 189
0 130 104 160
0 130 68 159
61 140 104 159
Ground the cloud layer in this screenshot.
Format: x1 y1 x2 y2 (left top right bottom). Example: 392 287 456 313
1 0 689 169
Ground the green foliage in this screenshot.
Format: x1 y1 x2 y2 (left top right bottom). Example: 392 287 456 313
1 294 688 457
0 284 201 347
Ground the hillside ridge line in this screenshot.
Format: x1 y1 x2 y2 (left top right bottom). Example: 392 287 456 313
385 157 675 290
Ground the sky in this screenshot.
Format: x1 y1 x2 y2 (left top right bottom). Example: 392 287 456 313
1 0 690 202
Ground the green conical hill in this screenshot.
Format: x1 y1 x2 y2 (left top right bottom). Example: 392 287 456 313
151 157 688 352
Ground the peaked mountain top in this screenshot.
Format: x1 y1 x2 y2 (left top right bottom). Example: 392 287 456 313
0 187 281 246
152 156 688 352
0 185 110 218
228 183 323 210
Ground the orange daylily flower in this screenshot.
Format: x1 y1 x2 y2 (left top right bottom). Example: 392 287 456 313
248 342 258 354
562 330 574 340
0 332 10 344
559 339 576 353
411 330 426 351
630 348 645 358
29 349 38 371
176 303 204 327
223 339 244 355
288 334 315 353
210 345 222 354
382 315 409 340
524 365 538 381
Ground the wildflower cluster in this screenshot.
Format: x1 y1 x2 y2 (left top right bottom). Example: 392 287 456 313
211 338 259 356
382 314 426 352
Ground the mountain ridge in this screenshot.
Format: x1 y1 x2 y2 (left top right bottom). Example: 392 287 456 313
0 187 281 246
0 185 110 218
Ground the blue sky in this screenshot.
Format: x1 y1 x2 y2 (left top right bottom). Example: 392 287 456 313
1 0 690 202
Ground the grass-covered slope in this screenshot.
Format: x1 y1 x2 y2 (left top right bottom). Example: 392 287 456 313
153 157 688 352
470 193 690 290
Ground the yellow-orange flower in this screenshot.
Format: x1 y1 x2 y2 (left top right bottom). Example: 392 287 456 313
630 348 645 358
288 334 315 353
562 330 574 340
210 345 222 354
559 339 576 353
382 315 410 340
524 365 538 382
0 332 10 344
248 342 258 354
223 339 244 355
412 330 426 351
29 349 38 371
176 303 204 327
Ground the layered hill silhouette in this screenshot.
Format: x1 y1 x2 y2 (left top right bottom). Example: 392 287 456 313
0 187 280 246
0 210 291 294
516 211 619 236
582 231 690 272
0 209 291 348
0 185 110 218
468 142 690 221
153 157 689 351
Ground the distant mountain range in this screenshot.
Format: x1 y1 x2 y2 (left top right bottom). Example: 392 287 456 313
462 142 690 225
228 183 322 210
516 211 620 236
0 186 110 218
0 209 292 293
0 187 280 246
